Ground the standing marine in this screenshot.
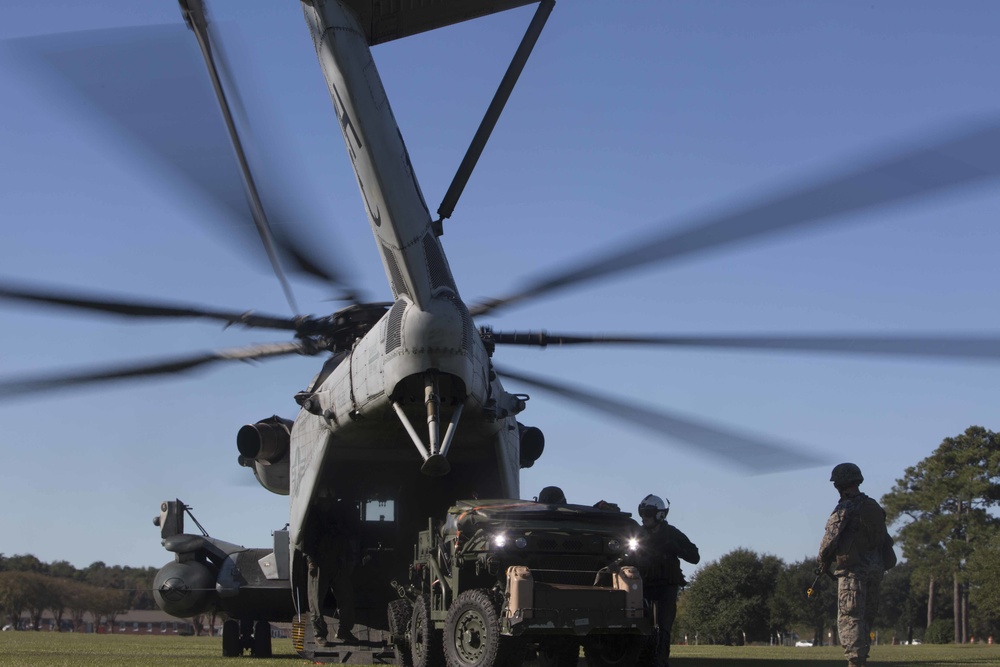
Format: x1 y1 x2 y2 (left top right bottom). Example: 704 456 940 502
303 494 359 645
636 493 699 667
818 462 894 667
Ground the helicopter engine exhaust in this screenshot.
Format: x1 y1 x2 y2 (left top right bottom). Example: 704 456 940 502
237 417 292 495
518 422 544 468
237 417 292 462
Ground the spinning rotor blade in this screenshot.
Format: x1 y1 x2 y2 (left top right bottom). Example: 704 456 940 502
269 223 361 303
0 341 308 400
490 331 1000 362
7 22 363 303
179 0 297 313
472 121 1000 316
173 6 363 303
496 366 826 474
0 282 301 331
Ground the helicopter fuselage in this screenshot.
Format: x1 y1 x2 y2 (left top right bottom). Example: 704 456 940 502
155 0 542 636
286 0 526 555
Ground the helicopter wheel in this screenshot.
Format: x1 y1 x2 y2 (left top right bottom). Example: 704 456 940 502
252 620 272 658
221 619 241 657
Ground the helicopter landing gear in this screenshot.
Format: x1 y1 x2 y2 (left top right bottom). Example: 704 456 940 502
222 620 241 657
253 620 273 657
393 373 464 477
221 618 272 658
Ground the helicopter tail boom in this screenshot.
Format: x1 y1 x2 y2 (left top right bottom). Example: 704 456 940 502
304 0 454 310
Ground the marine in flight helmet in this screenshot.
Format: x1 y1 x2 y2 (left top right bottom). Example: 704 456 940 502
638 494 669 525
830 462 864 489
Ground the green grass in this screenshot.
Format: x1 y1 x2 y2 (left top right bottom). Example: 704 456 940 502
0 632 299 667
1 632 999 666
670 643 1000 666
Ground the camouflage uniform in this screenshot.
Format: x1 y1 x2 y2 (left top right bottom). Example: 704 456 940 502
818 489 887 667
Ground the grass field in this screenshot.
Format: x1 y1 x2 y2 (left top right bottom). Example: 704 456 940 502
1 632 999 667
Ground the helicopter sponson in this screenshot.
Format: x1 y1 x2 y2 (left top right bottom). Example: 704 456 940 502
153 501 294 621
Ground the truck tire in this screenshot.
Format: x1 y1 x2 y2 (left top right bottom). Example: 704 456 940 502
444 589 524 667
411 594 443 667
581 635 641 667
488 589 527 666
389 598 414 666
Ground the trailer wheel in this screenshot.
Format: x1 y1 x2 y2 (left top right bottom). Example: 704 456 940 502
411 594 443 667
582 635 641 667
389 598 414 666
444 589 523 667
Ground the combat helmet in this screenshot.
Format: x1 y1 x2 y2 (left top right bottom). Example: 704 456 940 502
830 462 864 487
638 494 670 523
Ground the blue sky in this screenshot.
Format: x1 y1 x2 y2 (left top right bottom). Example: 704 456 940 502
1 0 998 577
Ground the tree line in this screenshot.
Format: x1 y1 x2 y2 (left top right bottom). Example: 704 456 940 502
0 555 157 631
674 426 1000 645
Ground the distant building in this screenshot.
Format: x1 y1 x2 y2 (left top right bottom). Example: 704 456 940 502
15 609 198 635
13 609 289 638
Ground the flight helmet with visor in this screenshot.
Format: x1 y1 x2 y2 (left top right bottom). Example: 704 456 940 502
638 494 669 525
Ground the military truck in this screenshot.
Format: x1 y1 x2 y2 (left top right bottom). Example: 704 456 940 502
387 499 651 667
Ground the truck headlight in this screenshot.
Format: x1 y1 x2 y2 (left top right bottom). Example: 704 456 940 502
627 537 639 552
493 533 507 549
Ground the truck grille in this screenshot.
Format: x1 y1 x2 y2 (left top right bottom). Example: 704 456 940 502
530 536 600 553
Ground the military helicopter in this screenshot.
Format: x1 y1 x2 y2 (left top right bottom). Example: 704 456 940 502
2 0 999 658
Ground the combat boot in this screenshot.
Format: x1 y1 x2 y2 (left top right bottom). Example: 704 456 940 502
336 627 359 644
